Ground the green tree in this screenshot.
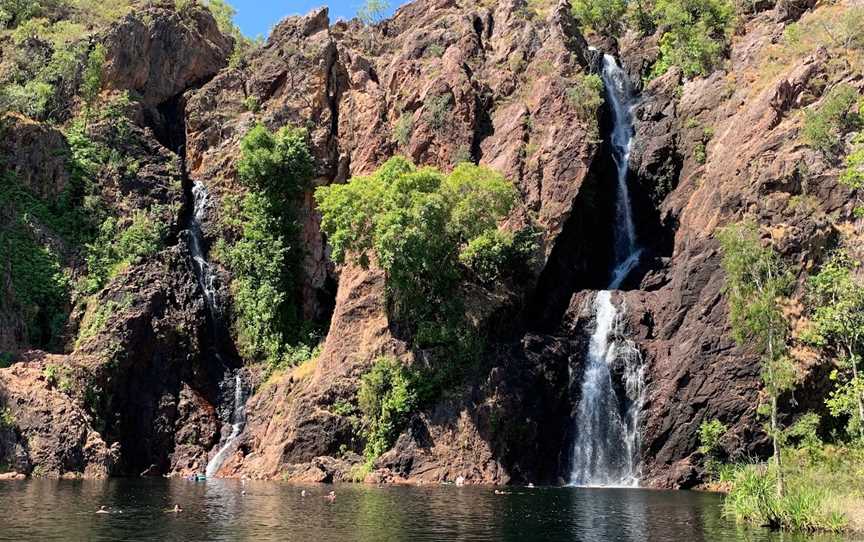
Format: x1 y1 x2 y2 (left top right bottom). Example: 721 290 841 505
571 0 628 37
315 157 519 323
357 0 389 25
698 419 727 477
225 124 314 368
718 220 794 496
804 252 864 441
358 356 417 460
650 0 735 78
566 73 604 123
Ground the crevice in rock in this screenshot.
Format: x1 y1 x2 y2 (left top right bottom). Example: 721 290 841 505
521 107 619 332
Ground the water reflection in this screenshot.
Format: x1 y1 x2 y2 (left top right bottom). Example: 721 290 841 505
0 480 857 542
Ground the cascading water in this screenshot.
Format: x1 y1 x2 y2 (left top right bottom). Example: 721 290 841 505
569 54 645 487
188 181 219 321
205 373 248 477
184 181 246 477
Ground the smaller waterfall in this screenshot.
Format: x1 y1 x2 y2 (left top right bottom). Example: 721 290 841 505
205 373 248 477
188 182 219 320
570 292 644 486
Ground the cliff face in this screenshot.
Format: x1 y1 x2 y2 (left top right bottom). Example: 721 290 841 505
0 0 860 487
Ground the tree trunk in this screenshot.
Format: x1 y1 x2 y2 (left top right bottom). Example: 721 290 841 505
771 395 783 497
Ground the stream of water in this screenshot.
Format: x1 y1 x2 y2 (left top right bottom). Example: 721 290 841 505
205 374 248 477
570 55 645 487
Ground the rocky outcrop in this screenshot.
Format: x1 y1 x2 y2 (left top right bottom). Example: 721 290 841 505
102 1 233 107
0 353 118 478
619 6 860 487
0 1 233 478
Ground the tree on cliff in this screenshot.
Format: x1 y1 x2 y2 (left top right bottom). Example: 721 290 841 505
805 252 864 443
718 220 794 496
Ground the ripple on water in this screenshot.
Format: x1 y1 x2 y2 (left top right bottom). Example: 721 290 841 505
0 480 857 542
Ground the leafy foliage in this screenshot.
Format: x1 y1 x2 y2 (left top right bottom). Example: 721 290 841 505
718 219 794 495
423 94 452 131
570 0 627 37
650 0 735 78
223 124 314 370
201 0 260 67
802 84 862 155
804 252 864 441
392 113 413 147
315 157 523 321
565 73 604 123
357 0 390 25
80 210 167 295
358 356 418 460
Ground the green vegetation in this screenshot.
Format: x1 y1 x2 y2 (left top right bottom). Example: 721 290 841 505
357 0 389 25
569 0 734 78
715 221 864 533
0 407 14 430
718 220 793 496
201 0 260 66
842 134 864 216
650 0 735 78
221 124 315 371
80 210 167 295
358 356 418 461
317 158 536 462
698 419 727 477
392 113 413 147
804 252 864 442
565 73 604 123
423 94 452 131
723 458 849 533
802 84 862 156
315 157 525 326
242 95 260 113
570 0 627 37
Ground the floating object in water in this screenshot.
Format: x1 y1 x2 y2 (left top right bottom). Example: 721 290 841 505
167 504 183 513
301 490 307 497
324 491 336 502
455 476 465 487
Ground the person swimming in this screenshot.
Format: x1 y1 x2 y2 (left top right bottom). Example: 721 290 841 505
96 506 110 514
324 491 336 502
169 504 183 513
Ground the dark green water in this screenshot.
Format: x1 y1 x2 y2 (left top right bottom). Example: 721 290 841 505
0 479 854 541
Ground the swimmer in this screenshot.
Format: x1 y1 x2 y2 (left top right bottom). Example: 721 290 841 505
324 491 336 502
96 506 110 514
169 504 183 513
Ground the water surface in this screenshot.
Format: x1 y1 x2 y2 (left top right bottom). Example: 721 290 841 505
0 480 854 541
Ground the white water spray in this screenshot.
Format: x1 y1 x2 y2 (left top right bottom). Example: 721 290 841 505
570 55 645 487
205 373 248 477
189 182 219 320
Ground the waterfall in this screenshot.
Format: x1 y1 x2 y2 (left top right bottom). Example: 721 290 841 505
569 55 645 487
188 181 219 320
205 373 248 477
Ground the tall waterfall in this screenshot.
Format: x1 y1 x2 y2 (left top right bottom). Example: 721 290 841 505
205 373 248 477
569 55 645 487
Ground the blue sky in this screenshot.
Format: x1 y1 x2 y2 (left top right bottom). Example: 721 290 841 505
229 1 406 38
